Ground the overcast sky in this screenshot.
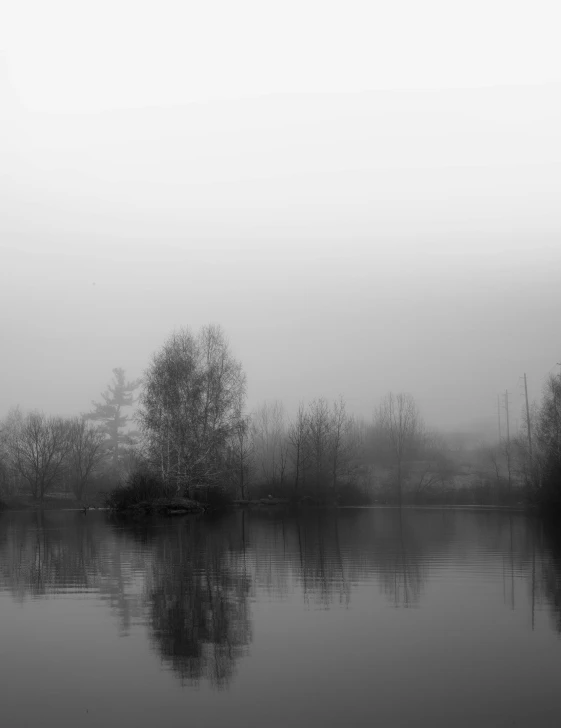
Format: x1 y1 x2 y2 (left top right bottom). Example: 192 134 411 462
1 0 560 436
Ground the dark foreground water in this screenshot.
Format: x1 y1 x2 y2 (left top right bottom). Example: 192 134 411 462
1 507 561 728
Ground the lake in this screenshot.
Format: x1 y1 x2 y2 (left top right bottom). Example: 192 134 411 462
1 507 561 727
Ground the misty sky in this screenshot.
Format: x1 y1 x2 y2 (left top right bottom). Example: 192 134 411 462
1 1 560 436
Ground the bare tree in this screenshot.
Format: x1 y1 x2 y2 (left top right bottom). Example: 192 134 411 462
287 401 310 490
534 372 561 504
68 417 107 501
376 392 423 506
412 431 452 497
11 412 71 502
307 398 332 488
511 434 533 497
230 415 254 499
329 397 353 489
252 400 287 487
0 408 23 497
278 434 290 486
485 444 503 486
138 325 246 491
501 436 513 495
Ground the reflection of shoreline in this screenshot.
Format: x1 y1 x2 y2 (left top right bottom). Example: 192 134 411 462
535 517 561 634
246 509 432 608
2 509 561 687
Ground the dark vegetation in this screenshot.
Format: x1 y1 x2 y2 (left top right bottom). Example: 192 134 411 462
1 324 559 514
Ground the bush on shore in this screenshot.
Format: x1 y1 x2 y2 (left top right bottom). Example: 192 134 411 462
189 484 234 509
105 470 176 511
106 465 529 514
105 469 235 512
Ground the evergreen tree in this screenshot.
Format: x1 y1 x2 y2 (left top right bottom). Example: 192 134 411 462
88 368 141 469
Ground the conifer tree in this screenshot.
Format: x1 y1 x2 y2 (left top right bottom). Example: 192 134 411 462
88 368 141 468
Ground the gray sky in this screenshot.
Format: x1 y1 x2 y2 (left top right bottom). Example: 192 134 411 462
1 1 560 436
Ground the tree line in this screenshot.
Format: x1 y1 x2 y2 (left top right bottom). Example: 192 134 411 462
0 368 140 504
1 324 560 508
499 372 561 508
0 411 106 502
133 325 442 504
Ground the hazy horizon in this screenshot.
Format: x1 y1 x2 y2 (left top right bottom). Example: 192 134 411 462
2 85 560 437
2 1 560 439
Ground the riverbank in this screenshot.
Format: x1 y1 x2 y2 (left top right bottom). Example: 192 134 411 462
0 485 537 515
112 496 206 516
0 494 96 511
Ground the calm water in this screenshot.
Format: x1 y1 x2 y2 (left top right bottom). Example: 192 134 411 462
1 507 561 728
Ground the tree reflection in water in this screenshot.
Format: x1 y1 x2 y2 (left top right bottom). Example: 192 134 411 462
4 507 561 690
243 508 427 609
293 511 351 608
141 516 253 688
0 510 101 601
535 516 561 633
378 509 426 607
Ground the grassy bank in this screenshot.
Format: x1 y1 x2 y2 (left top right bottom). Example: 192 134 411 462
103 465 531 514
0 493 96 511
0 472 532 514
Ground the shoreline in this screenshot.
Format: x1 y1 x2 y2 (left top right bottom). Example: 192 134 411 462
1 497 535 516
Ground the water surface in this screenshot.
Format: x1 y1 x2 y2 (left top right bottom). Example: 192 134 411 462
1 507 561 727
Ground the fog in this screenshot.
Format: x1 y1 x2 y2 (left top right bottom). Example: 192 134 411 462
1 1 560 438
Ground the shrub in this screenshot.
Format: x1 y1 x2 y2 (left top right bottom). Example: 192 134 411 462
105 469 174 510
190 484 234 509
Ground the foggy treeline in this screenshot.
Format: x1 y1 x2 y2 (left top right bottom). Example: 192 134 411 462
0 324 560 509
0 368 140 504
